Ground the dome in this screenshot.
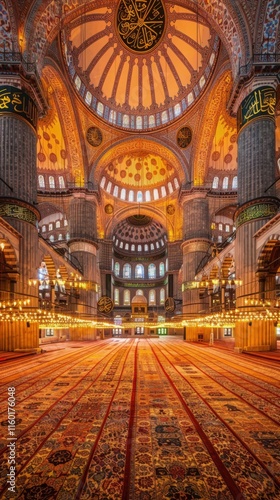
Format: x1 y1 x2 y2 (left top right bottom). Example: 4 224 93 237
113 215 167 255
62 1 219 131
131 294 147 304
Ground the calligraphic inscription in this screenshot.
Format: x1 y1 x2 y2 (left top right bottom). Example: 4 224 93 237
166 204 175 215
97 296 114 314
165 297 175 313
86 126 102 147
0 204 38 225
0 86 38 129
238 86 276 131
235 203 277 228
117 0 165 53
177 127 192 148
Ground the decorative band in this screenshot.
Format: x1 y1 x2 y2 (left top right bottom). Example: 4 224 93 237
235 202 278 228
0 85 38 129
0 203 38 225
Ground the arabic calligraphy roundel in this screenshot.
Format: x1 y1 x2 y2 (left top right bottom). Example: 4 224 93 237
117 0 165 53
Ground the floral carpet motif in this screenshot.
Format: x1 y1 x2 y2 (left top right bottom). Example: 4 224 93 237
0 338 279 499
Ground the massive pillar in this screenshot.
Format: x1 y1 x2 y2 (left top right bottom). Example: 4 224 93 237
234 82 279 351
68 193 99 339
181 193 211 341
0 83 44 351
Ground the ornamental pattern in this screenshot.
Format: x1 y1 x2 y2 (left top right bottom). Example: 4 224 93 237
235 203 277 228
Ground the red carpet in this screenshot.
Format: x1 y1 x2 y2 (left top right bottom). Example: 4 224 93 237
0 338 280 499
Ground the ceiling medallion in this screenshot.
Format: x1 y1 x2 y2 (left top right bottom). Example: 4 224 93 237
105 204 114 215
177 127 192 149
86 127 102 147
117 0 165 53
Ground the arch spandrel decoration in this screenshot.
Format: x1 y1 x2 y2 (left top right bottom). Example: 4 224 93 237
41 66 85 184
193 70 233 185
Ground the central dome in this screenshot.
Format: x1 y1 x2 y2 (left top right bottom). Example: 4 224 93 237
63 2 219 131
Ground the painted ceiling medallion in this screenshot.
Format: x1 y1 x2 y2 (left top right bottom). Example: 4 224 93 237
177 127 192 148
117 0 165 53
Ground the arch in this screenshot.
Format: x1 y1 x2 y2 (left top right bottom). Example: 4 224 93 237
257 235 280 272
0 238 19 274
41 64 85 184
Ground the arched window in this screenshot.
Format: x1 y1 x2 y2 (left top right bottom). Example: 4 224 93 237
56 220 61 228
145 190 151 202
49 223 53 231
49 235 54 242
97 101 104 117
100 176 106 188
42 225 46 233
49 176 55 188
168 182 173 193
58 176 65 188
212 176 219 189
159 262 165 276
124 290 130 305
113 185 119 197
149 289 156 305
222 177 229 189
137 191 143 202
38 175 45 188
148 263 156 279
153 188 159 200
123 263 131 278
120 188 126 200
58 233 63 240
114 288 120 305
114 262 120 276
128 190 134 202
232 176 238 189
160 288 165 304
135 264 144 279
144 244 149 251
136 289 143 295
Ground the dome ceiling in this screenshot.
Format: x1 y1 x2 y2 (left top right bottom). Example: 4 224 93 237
63 1 219 131
113 215 167 254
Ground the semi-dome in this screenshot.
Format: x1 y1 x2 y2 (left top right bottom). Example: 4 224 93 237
113 215 167 254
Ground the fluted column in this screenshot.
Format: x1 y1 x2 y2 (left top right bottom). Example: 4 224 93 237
0 85 41 350
68 193 99 339
181 194 211 341
234 82 279 351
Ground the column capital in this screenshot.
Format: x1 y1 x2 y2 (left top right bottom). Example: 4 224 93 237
228 73 279 116
0 53 48 117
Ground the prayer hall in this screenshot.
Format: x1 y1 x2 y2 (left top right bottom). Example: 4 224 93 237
0 0 280 498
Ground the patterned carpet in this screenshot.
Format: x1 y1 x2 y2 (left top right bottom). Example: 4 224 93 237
0 338 280 499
